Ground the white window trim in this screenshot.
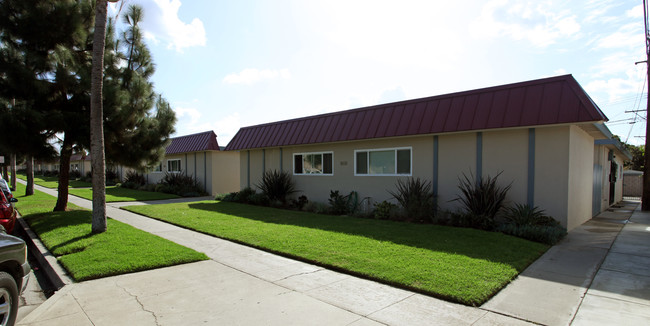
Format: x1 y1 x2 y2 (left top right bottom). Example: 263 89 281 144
293 151 334 176
354 147 412 176
167 159 182 173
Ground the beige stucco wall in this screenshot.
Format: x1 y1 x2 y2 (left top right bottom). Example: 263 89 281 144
482 129 529 208
567 125 595 230
142 150 240 195
534 126 571 228
237 124 603 231
211 150 240 195
437 133 476 211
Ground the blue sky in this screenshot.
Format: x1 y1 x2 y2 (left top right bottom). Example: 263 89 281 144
110 0 647 146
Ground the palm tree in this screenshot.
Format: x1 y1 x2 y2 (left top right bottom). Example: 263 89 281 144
90 0 119 233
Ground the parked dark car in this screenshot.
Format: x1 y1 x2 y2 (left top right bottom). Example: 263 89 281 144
0 228 29 326
0 191 17 234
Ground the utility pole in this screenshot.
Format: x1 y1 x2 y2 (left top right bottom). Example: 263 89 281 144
643 0 650 210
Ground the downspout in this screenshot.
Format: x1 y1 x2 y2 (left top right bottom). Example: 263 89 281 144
476 132 483 182
527 128 536 207
280 148 283 171
194 152 197 183
204 152 207 194
247 151 250 188
262 149 266 173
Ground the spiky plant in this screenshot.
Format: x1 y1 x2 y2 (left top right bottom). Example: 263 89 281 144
257 170 296 204
388 177 436 222
456 172 511 230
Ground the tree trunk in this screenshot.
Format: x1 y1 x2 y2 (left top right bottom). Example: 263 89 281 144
90 0 109 233
9 154 16 191
25 156 34 196
54 137 72 211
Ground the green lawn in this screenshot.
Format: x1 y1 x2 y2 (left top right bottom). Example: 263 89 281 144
68 186 180 202
16 173 91 189
124 201 549 306
15 183 208 281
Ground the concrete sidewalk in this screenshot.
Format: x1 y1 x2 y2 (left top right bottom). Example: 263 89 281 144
16 182 650 325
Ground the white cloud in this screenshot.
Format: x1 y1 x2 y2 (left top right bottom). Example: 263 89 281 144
585 68 644 102
595 23 643 50
114 0 206 52
187 113 242 146
470 0 580 47
627 4 644 18
174 106 201 123
223 69 291 85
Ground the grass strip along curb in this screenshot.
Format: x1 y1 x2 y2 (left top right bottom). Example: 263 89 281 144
14 183 208 281
68 186 180 202
124 200 549 306
16 173 91 189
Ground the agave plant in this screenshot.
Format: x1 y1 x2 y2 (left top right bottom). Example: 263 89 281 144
456 172 511 230
257 170 297 204
388 177 436 222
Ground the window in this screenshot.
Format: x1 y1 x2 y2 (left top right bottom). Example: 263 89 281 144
293 152 333 175
355 148 411 176
167 159 181 173
71 163 79 171
152 163 162 173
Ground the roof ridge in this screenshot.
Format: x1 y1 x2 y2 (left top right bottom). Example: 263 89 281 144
236 74 574 131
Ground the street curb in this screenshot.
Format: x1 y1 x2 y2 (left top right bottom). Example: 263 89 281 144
15 217 73 291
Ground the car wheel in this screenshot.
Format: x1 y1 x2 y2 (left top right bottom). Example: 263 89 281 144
0 272 17 326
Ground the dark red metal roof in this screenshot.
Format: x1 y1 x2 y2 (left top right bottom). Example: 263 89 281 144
166 131 220 155
225 75 608 150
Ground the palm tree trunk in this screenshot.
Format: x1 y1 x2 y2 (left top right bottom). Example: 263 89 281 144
9 154 16 191
25 156 34 196
54 137 72 211
90 0 109 233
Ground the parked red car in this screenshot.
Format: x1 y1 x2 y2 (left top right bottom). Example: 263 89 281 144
0 189 17 233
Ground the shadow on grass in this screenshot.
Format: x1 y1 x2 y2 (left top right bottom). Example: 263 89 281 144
185 201 547 270
24 209 95 255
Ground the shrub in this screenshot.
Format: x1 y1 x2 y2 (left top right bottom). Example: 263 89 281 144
328 190 359 215
292 195 309 210
304 201 330 214
496 224 567 245
124 171 146 187
373 201 398 220
256 170 296 204
388 178 436 222
158 172 206 197
69 170 82 179
456 172 511 230
106 168 119 183
81 171 92 183
501 204 562 227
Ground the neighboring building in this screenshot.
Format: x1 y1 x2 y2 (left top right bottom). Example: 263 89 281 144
623 170 643 198
143 131 240 196
69 153 91 176
226 75 629 231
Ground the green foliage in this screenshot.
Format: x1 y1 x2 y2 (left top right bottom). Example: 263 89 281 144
497 203 566 245
68 170 82 179
256 170 296 204
328 190 359 215
292 195 309 210
623 142 644 171
158 172 206 197
373 201 398 220
388 178 436 222
502 204 561 227
456 172 512 230
496 224 567 245
122 170 146 189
